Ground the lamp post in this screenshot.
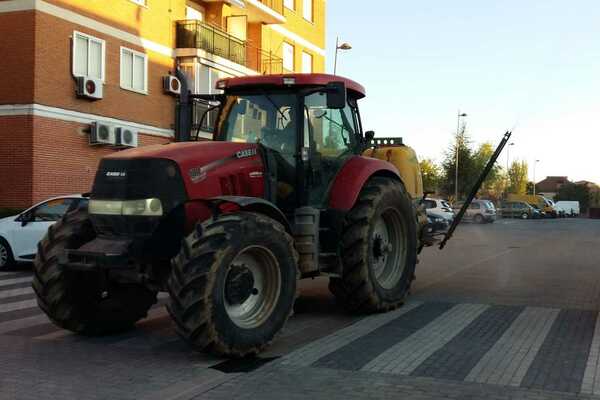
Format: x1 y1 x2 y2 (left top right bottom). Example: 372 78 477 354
333 37 352 75
505 142 515 193
455 111 468 201
533 159 540 196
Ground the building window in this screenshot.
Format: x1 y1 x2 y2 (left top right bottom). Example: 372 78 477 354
120 47 148 93
186 5 204 20
72 31 105 81
284 0 294 10
303 0 312 21
129 0 146 6
301 51 312 73
283 42 294 72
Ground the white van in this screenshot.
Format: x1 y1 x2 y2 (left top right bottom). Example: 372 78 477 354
554 201 580 217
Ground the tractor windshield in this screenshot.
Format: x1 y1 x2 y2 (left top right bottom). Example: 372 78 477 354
216 93 298 159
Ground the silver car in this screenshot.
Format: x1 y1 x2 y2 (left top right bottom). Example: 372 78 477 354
452 199 497 224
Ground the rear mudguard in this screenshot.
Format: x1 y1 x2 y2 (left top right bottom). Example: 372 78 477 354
327 156 404 211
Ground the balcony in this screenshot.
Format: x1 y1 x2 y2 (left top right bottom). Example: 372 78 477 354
176 20 283 74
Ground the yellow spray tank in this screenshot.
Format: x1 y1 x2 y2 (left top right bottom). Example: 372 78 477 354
362 138 424 200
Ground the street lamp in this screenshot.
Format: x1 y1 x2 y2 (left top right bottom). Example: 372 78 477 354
505 142 515 193
455 111 468 201
533 159 540 196
333 37 352 75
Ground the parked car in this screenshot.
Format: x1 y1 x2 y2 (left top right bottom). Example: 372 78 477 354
0 195 87 269
453 199 497 223
426 211 452 232
555 201 580 217
424 198 454 221
499 201 541 219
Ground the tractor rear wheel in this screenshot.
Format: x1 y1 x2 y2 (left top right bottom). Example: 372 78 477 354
32 209 158 335
167 212 298 357
330 177 417 313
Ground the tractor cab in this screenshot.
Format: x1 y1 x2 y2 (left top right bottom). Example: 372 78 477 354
190 74 368 212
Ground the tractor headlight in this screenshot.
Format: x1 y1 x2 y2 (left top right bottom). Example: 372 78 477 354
89 198 163 216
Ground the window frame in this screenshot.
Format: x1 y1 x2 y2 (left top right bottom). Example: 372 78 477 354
301 51 313 73
72 31 106 82
282 42 295 72
120 46 149 95
302 0 313 22
283 0 295 10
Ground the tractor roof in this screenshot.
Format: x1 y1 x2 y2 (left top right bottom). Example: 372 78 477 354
216 73 366 99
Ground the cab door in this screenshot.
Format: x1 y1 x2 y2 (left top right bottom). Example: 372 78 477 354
303 92 360 207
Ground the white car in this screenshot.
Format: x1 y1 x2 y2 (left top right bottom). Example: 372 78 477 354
424 198 454 221
0 195 87 269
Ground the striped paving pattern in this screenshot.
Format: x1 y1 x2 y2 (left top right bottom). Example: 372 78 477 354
284 299 600 394
0 270 172 341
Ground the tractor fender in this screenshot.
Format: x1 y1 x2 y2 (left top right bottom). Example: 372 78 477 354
328 156 403 211
206 196 292 234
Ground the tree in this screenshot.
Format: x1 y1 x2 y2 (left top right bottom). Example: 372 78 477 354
526 181 534 195
473 142 505 199
555 183 591 213
507 160 528 194
420 158 442 194
440 124 477 200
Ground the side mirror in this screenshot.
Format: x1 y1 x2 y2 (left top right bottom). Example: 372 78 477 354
365 130 375 143
325 81 346 109
18 212 32 226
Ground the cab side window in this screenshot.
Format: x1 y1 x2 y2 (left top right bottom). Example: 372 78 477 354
304 92 356 157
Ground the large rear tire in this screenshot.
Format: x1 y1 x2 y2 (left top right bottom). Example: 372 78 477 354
167 212 298 357
329 177 417 313
32 209 158 335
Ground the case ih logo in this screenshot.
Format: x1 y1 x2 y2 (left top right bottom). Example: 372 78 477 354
105 171 127 177
236 148 257 159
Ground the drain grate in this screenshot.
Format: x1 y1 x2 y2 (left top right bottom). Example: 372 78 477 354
210 356 279 373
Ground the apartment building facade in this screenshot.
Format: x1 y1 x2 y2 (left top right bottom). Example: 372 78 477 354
0 0 326 208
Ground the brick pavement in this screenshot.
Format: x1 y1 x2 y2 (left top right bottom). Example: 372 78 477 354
0 219 599 399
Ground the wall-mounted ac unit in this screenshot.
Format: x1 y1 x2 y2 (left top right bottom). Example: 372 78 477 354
76 76 103 100
90 122 115 145
114 126 138 148
163 75 181 95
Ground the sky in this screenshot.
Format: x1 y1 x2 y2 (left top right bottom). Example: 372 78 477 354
325 0 600 184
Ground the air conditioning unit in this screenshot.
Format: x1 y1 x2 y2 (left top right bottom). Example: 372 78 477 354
90 122 115 145
163 75 181 95
76 76 103 100
114 126 138 148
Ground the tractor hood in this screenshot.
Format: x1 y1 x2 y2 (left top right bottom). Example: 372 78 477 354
99 141 265 201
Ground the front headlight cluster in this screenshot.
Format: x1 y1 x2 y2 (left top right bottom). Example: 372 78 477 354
89 198 163 216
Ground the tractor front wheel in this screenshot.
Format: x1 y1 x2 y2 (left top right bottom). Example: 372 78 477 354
32 209 158 335
167 212 298 357
330 177 417 313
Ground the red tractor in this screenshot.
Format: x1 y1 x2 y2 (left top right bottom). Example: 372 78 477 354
33 73 434 357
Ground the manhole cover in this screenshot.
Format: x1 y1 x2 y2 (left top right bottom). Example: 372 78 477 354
210 356 279 373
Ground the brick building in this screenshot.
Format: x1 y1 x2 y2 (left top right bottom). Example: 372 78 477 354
0 0 326 208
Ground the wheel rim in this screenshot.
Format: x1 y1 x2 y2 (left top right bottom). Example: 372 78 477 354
522 213 528 219
223 246 281 329
0 243 7 267
371 207 406 290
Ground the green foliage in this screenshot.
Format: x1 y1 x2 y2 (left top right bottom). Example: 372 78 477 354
441 124 477 200
507 160 528 194
555 183 591 213
420 158 443 193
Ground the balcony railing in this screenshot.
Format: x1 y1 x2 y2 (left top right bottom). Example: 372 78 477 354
176 20 283 74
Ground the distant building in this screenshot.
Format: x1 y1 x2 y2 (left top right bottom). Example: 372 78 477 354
535 176 571 199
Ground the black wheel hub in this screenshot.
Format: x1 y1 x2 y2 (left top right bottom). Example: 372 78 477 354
373 234 384 259
225 264 256 305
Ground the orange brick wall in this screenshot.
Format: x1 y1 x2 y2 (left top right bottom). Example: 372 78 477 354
0 116 34 208
34 10 176 129
0 11 35 104
30 116 171 205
